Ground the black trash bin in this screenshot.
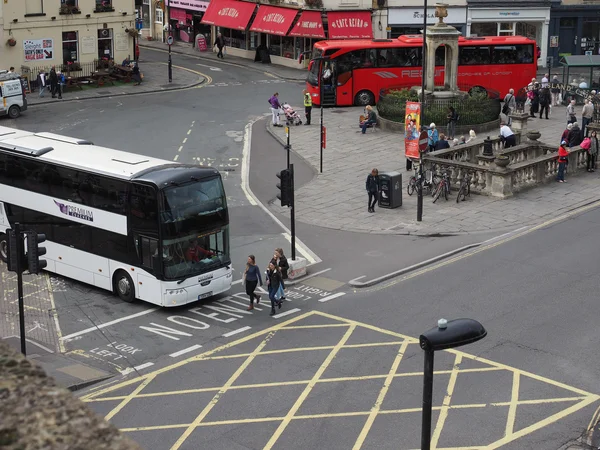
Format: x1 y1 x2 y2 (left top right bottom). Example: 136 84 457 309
379 171 402 209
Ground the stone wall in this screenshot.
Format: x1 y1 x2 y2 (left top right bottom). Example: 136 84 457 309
0 342 140 450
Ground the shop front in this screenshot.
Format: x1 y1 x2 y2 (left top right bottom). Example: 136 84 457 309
548 5 600 66
388 7 467 37
467 6 550 66
201 0 372 69
166 0 210 46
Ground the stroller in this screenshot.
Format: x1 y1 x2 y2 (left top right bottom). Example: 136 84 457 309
281 102 303 126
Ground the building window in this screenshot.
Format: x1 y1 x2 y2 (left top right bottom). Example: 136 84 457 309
498 22 515 36
282 37 295 59
155 8 164 24
98 28 113 60
62 31 78 65
470 23 497 37
25 0 44 14
61 0 78 6
269 35 281 57
142 0 151 28
95 0 114 12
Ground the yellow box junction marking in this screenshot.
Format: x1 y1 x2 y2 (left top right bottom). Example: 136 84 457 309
82 311 600 450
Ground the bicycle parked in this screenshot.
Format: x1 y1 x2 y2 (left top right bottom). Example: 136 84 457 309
407 162 441 196
456 171 472 203
432 170 451 203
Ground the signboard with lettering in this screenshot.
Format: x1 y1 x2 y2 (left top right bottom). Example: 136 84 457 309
327 11 373 39
166 0 209 13
23 39 54 62
196 35 207 52
21 76 30 94
404 101 421 160
388 7 466 25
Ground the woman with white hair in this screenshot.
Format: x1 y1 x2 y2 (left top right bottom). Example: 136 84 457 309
427 123 438 152
466 130 477 143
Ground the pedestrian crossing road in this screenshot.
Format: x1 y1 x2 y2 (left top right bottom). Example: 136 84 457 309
81 310 599 450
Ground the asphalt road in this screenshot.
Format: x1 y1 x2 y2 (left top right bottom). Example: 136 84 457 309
80 201 600 450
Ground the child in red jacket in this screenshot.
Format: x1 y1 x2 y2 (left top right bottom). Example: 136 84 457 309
557 141 569 183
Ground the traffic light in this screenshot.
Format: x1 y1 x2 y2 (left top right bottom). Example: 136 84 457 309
276 169 293 207
6 229 26 273
27 232 47 274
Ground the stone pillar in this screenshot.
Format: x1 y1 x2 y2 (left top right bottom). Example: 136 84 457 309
424 5 461 92
489 169 514 198
508 112 529 136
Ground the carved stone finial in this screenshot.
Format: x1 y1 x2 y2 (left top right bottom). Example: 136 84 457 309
435 3 449 24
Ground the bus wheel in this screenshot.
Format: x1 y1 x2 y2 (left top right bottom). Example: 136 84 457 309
355 90 375 106
0 234 7 263
8 105 20 119
469 86 487 97
114 270 135 303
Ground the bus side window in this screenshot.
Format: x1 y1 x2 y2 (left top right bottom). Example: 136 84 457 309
459 46 491 65
130 183 158 233
137 235 158 269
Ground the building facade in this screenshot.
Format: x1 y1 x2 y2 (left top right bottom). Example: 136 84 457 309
385 0 467 38
548 0 600 66
1 0 136 73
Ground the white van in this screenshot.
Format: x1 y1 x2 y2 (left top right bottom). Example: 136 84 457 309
0 71 27 119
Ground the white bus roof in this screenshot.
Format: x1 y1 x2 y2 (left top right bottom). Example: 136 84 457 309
0 125 174 180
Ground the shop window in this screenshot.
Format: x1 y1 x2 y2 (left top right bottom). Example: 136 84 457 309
140 0 150 28
498 22 515 36
470 23 496 37
25 0 44 15
230 30 246 49
282 37 295 59
560 18 577 27
155 8 164 24
62 31 78 65
269 35 282 56
98 28 113 60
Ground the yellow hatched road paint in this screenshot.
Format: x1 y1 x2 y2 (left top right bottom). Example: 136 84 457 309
83 311 600 449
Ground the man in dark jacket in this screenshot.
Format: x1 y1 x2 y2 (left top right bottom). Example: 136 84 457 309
568 122 583 147
48 66 58 98
434 134 451 150
214 33 225 59
538 88 551 119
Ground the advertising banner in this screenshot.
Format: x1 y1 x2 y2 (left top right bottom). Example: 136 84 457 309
24 39 54 61
404 101 421 160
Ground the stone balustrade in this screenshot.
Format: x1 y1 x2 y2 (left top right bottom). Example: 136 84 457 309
425 143 587 198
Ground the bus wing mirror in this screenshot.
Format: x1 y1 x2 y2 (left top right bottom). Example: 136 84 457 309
299 53 304 64
308 60 313 71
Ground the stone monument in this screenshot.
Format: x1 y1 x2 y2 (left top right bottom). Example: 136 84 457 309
422 3 464 99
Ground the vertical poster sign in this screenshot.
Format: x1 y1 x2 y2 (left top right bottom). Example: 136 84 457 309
404 101 421 160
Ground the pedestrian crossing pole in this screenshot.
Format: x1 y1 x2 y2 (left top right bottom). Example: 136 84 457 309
290 164 296 261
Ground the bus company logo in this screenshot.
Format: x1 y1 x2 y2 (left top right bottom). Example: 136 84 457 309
54 200 94 222
198 274 213 282
264 13 286 24
330 18 369 29
298 21 322 29
218 7 239 18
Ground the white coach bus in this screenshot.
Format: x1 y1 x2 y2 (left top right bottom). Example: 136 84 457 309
0 126 232 306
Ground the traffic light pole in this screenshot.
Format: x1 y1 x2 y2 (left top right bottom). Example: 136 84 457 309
286 126 291 170
15 222 26 356
290 164 296 261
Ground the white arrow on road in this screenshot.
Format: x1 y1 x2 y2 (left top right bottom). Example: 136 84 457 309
196 63 222 71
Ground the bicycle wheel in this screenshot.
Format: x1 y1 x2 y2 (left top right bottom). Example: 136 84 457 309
466 181 471 197
407 177 416 196
443 181 449 201
431 174 442 197
432 182 443 203
456 185 465 203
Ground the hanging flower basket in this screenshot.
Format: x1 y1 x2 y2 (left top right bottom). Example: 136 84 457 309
7 38 16 47
125 28 138 38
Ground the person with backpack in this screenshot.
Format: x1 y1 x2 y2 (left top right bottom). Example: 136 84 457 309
243 255 262 311
503 89 516 116
273 248 289 297
538 88 550 119
568 122 583 148
446 106 458 140
556 141 569 183
266 262 283 316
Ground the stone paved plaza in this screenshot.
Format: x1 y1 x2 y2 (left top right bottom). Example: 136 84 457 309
267 103 599 235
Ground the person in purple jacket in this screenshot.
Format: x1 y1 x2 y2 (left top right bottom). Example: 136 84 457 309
269 92 282 127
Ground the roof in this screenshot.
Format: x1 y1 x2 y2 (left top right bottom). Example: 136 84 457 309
559 55 600 67
0 125 197 181
315 35 536 50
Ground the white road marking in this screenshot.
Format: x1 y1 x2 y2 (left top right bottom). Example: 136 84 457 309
173 154 179 161
60 308 159 341
282 232 317 265
169 344 203 357
318 292 346 303
178 145 183 152
273 308 301 319
241 120 321 264
222 326 252 337
196 63 222 71
119 362 155 376
232 279 243 285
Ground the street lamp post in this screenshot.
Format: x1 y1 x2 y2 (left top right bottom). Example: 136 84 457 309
417 0 428 223
419 318 487 450
319 56 329 174
166 0 172 82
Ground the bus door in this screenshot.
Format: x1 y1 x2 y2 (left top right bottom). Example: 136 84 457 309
334 59 353 106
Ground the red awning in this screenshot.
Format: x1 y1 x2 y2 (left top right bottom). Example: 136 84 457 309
249 5 297 36
288 10 325 38
327 11 373 39
201 0 256 31
170 7 187 22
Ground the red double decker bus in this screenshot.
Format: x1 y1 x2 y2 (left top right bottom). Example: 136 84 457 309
306 35 537 107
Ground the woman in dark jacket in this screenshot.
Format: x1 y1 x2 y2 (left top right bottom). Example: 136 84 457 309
366 168 379 213
243 255 262 311
274 248 289 291
568 122 583 147
266 262 283 316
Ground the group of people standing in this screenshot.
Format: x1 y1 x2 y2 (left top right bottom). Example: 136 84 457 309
37 66 64 99
243 248 290 316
